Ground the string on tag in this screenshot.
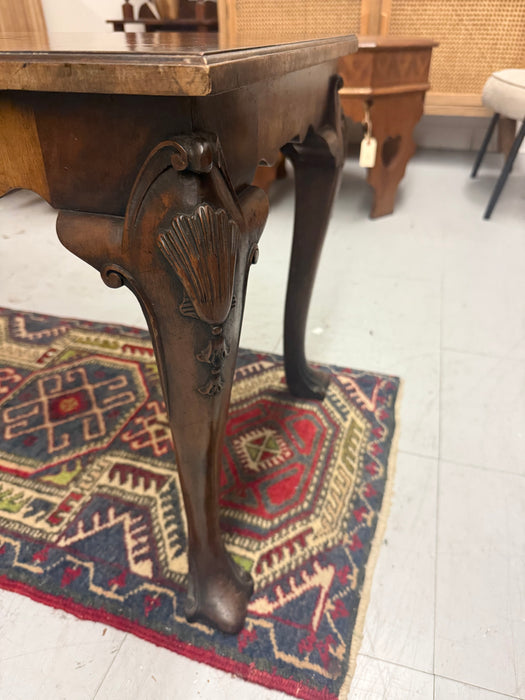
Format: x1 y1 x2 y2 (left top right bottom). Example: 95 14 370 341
359 101 377 168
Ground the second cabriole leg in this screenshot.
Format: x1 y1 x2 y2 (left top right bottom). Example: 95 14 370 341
282 77 345 399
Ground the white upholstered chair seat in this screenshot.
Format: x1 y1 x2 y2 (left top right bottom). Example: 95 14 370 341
482 69 525 121
471 68 525 219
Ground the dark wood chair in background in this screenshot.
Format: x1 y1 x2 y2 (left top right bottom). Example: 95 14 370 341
109 0 218 33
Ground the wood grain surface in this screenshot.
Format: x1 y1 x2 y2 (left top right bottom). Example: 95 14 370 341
0 32 357 96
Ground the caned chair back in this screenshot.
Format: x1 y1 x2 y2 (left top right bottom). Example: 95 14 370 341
216 0 366 44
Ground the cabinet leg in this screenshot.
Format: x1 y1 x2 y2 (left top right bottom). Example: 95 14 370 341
366 93 424 218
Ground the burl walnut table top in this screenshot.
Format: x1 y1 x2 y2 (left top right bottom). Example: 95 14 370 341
0 31 357 96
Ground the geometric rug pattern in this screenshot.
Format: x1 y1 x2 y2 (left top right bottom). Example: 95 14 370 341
0 308 400 700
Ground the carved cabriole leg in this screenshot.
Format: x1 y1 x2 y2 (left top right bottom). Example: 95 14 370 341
282 76 345 400
57 134 269 634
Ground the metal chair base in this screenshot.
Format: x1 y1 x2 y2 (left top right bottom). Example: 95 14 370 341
472 114 525 219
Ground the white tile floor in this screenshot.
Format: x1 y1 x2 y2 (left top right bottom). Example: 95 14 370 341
0 149 524 699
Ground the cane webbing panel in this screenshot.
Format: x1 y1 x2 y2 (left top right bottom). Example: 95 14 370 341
387 0 525 94
224 0 360 43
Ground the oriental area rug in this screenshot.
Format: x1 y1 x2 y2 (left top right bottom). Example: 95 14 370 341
0 307 400 700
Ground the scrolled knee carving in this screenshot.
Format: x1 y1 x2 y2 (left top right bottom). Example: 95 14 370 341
168 134 214 173
100 264 126 289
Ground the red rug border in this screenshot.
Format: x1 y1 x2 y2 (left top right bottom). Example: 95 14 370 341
0 575 337 700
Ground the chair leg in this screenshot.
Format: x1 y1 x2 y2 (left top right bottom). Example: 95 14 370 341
471 112 499 178
483 119 525 220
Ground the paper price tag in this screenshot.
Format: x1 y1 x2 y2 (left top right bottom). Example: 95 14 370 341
359 137 377 168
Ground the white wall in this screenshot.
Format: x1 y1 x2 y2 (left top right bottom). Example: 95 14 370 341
41 0 142 32
414 115 525 154
414 115 497 152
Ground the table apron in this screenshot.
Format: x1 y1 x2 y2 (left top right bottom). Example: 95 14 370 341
0 60 340 214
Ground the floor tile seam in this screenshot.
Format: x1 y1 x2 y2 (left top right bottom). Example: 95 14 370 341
318 270 444 285
441 346 525 363
433 672 521 699
395 449 439 463
434 271 445 678
357 652 435 679
271 335 283 354
91 633 128 700
437 456 525 479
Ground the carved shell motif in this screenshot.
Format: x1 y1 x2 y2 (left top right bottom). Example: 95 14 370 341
158 204 240 326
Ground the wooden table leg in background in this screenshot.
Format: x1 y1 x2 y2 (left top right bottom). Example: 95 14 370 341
283 78 345 397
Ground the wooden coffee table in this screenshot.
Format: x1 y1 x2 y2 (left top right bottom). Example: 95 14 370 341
0 31 356 634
